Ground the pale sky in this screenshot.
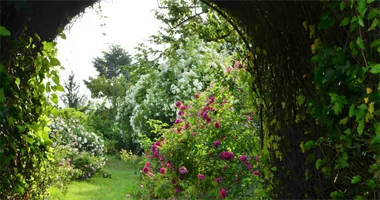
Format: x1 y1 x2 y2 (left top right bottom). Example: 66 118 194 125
55 0 163 101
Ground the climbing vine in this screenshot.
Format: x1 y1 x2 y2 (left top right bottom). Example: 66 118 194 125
0 26 64 199
302 0 380 199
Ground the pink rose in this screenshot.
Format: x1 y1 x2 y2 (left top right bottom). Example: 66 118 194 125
253 170 260 176
215 121 220 129
184 123 190 130
179 166 188 174
197 174 205 180
143 167 149 173
201 111 208 120
175 101 182 108
175 118 183 124
239 155 247 162
151 145 158 152
213 140 221 148
219 151 234 160
166 163 171 168
160 168 166 174
220 188 227 199
215 177 222 183
209 96 215 103
246 163 252 169
145 162 150 167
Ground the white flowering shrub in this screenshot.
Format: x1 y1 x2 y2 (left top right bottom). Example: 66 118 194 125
47 109 108 185
117 36 233 143
49 116 105 157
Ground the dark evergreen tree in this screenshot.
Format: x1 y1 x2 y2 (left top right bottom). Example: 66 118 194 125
92 44 132 79
61 71 85 109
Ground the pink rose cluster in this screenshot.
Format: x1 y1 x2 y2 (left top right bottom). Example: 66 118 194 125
219 151 234 160
143 162 150 174
175 101 188 110
199 96 217 124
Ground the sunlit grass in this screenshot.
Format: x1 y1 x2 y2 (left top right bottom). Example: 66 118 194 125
48 156 140 200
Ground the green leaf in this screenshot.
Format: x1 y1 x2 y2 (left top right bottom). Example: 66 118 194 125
349 104 355 117
14 183 24 195
358 17 365 27
16 125 25 132
305 169 312 180
367 0 375 3
336 157 349 169
316 159 323 170
59 33 66 40
51 93 58 104
0 87 5 102
368 18 379 31
340 1 346 11
351 175 361 184
369 164 377 173
355 104 368 119
341 17 350 26
375 123 380 135
329 93 347 115
319 17 335 30
297 95 305 105
371 135 380 145
330 190 344 199
356 37 365 49
354 196 363 200
368 179 376 189
367 9 378 20
357 118 365 135
56 85 64 92
340 117 348 125
15 78 20 87
369 63 380 74
304 140 315 150
50 58 61 66
0 26 11 36
370 39 380 48
358 0 367 15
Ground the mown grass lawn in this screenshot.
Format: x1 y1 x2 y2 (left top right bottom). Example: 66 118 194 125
49 156 140 200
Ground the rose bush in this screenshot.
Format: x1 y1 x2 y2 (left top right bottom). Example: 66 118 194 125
134 67 269 199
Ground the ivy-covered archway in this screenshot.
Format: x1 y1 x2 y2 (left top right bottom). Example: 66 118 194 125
1 0 379 199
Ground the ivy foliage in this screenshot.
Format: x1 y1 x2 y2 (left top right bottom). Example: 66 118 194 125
0 27 64 199
301 0 380 199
